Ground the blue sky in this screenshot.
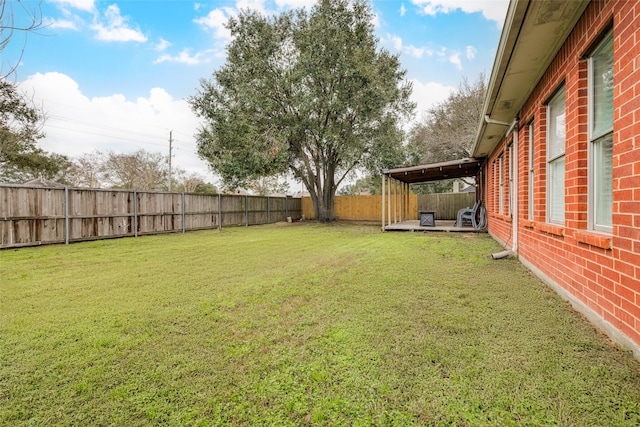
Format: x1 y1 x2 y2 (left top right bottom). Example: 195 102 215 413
5 0 508 186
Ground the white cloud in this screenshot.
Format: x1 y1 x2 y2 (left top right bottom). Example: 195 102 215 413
194 7 235 41
388 34 403 51
194 0 316 43
154 49 214 65
274 0 315 8
406 45 428 59
382 33 434 59
409 79 455 120
236 0 269 14
43 17 79 30
91 4 147 42
19 72 212 179
153 38 172 52
465 45 476 60
411 0 509 26
371 11 381 28
400 4 407 17
449 52 462 70
49 0 95 13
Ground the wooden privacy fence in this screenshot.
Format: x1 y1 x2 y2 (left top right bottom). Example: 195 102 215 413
302 192 475 221
0 185 302 249
418 192 476 220
302 195 417 222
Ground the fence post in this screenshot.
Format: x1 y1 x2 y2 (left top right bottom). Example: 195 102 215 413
245 195 249 226
182 192 186 233
285 196 289 219
217 193 222 229
133 190 138 237
267 196 270 224
64 186 69 244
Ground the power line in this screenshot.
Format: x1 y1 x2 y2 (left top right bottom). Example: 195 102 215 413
35 96 201 150
43 114 199 153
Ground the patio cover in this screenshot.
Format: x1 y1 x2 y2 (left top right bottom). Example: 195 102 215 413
381 158 482 184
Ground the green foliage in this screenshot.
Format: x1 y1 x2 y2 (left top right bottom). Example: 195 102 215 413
338 175 381 195
193 182 218 194
190 0 413 220
411 179 455 194
3 224 640 425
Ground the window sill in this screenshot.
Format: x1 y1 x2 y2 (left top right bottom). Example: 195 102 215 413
522 220 535 229
536 222 565 237
574 230 612 250
490 213 512 223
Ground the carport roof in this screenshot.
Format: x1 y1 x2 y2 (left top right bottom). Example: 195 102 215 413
381 158 482 184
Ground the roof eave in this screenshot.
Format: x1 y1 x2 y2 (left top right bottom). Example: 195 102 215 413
472 0 590 158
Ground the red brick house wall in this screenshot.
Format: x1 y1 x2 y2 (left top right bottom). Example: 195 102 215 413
483 0 640 352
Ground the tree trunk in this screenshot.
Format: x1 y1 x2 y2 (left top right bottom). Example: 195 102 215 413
316 190 336 222
306 181 336 222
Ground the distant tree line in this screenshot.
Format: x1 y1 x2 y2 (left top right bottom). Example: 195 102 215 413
64 150 218 193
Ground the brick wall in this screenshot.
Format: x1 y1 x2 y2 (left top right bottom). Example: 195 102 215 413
484 0 640 350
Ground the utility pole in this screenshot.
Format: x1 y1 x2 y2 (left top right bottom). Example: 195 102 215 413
168 130 173 191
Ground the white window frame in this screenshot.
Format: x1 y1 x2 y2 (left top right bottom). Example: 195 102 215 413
546 87 566 225
508 143 514 217
498 154 504 215
588 31 614 233
527 121 534 221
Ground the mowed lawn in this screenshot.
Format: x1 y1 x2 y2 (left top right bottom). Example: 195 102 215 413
2 223 640 426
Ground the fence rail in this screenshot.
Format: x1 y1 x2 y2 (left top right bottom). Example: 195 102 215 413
0 185 301 249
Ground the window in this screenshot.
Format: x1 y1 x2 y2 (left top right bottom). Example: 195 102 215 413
589 31 613 231
508 144 513 216
498 154 504 215
527 121 534 221
547 87 566 224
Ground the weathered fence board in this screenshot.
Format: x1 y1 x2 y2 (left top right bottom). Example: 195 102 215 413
0 185 301 249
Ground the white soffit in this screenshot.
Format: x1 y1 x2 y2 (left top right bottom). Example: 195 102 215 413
473 0 590 158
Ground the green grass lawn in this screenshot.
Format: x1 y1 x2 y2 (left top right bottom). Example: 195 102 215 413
2 222 640 426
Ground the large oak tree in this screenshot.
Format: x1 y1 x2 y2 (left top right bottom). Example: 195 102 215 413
190 0 413 221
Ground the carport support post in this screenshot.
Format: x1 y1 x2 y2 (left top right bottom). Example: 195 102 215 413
406 183 410 220
400 181 404 222
387 175 391 226
403 183 407 221
381 173 386 230
391 179 398 224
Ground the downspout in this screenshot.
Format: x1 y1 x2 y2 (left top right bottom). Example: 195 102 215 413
491 118 519 260
484 115 511 127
